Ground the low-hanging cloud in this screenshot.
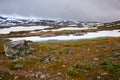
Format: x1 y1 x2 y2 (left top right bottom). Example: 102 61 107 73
0 0 120 22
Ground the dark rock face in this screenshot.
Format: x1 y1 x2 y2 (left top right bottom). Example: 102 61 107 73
4 40 31 58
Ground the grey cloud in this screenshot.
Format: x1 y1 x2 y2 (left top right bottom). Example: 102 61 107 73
0 0 120 22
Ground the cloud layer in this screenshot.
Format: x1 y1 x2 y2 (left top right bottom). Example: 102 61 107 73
0 0 120 22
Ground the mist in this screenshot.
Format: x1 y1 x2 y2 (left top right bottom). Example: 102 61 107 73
0 0 120 22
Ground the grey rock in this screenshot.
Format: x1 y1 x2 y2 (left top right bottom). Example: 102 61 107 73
43 56 50 63
43 55 59 63
68 49 74 54
4 40 31 59
50 56 58 61
91 62 99 67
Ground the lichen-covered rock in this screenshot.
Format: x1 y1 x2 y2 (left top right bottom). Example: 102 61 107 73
4 40 31 58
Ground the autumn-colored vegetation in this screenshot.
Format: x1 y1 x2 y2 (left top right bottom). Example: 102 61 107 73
0 37 120 80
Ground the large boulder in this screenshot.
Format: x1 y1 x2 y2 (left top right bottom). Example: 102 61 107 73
4 40 31 58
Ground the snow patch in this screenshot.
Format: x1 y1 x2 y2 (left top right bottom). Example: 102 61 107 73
9 30 120 42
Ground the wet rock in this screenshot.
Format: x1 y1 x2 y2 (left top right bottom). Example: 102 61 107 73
4 40 31 59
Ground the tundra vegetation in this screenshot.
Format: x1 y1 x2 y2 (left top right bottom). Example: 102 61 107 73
0 37 120 80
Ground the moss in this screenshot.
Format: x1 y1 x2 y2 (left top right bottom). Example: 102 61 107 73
100 60 120 76
68 63 93 77
68 66 79 77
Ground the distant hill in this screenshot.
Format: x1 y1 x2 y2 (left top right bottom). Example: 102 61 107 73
0 16 103 27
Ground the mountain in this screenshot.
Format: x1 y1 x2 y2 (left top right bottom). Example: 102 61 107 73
0 16 103 27
0 16 77 26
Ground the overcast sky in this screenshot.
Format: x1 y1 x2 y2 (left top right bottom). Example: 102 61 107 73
0 0 120 22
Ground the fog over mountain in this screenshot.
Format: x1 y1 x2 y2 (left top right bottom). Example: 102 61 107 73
0 0 120 22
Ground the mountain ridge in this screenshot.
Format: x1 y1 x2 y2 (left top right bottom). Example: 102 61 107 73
0 16 103 27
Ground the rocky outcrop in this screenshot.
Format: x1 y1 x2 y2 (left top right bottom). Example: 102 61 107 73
4 40 31 59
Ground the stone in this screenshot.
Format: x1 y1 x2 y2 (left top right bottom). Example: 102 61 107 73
35 72 41 78
50 55 58 61
101 72 108 76
43 56 50 63
40 75 46 79
4 40 31 59
97 76 101 80
91 62 99 66
14 76 19 80
68 49 74 54
93 58 99 61
57 72 61 75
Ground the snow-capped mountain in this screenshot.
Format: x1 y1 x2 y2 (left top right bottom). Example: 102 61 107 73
0 16 77 26
0 16 103 27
